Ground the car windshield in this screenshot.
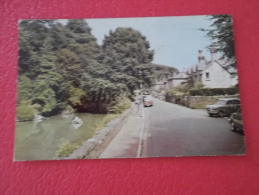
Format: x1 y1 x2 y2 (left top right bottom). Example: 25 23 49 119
216 100 226 105
144 95 152 100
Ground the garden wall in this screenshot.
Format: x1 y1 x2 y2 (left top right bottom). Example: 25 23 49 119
188 94 240 109
66 103 134 159
166 94 240 109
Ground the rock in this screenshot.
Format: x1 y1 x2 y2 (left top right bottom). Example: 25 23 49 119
71 117 83 124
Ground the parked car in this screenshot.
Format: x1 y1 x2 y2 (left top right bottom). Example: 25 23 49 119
229 106 243 131
143 95 153 107
206 98 240 117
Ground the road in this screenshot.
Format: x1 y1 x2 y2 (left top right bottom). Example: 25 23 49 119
141 98 245 157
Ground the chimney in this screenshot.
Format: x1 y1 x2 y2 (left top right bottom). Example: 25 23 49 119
209 42 218 61
198 50 205 63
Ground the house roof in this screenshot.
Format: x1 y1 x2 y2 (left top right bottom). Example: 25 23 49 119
191 65 197 72
188 61 209 73
216 59 237 74
202 59 237 74
156 82 164 85
186 67 191 74
197 61 208 71
173 72 188 79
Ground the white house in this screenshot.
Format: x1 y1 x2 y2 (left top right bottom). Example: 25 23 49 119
151 43 238 97
201 59 238 88
170 43 238 88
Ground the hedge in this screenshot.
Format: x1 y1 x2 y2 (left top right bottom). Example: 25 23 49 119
189 88 239 96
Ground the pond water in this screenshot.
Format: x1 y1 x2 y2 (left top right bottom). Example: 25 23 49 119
14 113 106 161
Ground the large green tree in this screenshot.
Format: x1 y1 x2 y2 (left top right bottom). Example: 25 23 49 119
200 15 236 67
102 28 155 93
18 20 159 115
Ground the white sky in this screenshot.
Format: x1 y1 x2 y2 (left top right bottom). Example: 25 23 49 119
58 16 214 70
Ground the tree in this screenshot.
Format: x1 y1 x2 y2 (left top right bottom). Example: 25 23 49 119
17 20 158 115
102 28 155 94
200 15 236 67
18 75 33 104
19 20 49 77
32 54 62 115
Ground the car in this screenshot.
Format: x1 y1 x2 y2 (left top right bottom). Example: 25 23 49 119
206 98 240 117
143 95 153 107
229 106 243 131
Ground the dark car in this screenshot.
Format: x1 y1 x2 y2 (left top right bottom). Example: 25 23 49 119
229 107 243 131
206 98 240 117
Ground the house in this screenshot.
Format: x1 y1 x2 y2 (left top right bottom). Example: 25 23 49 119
153 81 165 91
151 43 238 97
172 43 238 88
168 71 188 89
186 49 208 87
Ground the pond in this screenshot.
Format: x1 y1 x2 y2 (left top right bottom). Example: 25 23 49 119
14 113 106 161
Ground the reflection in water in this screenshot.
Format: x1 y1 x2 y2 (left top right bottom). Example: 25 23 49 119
14 113 106 161
71 123 82 130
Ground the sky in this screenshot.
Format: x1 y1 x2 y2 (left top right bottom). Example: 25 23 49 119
59 16 214 71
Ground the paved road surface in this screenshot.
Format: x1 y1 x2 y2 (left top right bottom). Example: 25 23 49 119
141 98 245 157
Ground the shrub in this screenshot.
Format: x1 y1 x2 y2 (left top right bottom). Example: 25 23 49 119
94 93 132 132
63 105 75 113
55 138 79 157
189 87 239 96
195 82 205 90
108 94 131 114
166 83 191 96
17 104 35 121
94 114 118 132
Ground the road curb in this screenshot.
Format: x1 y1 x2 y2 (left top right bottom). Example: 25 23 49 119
136 107 146 157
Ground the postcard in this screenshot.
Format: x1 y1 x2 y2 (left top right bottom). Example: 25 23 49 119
14 15 245 161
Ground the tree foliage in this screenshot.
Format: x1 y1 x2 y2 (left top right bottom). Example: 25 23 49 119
102 28 155 93
200 15 236 67
153 64 179 81
18 19 174 116
17 104 35 121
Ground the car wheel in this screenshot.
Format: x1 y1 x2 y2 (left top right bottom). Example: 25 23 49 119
218 111 224 117
208 113 213 117
231 121 237 131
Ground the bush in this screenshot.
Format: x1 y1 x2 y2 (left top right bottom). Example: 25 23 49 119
17 104 35 121
94 114 118 132
108 94 131 114
189 87 239 96
166 83 191 96
55 138 79 157
195 82 205 90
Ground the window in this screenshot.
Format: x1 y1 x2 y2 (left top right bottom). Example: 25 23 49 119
232 100 240 104
206 72 210 79
226 100 232 105
216 100 226 105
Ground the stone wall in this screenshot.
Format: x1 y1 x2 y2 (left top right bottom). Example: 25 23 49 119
66 103 134 159
165 95 189 107
166 94 240 109
188 95 239 109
